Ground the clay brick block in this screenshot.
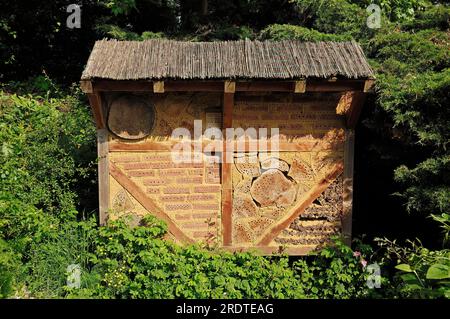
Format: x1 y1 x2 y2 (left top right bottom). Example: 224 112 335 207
142 154 171 161
289 123 307 130
205 166 220 184
159 195 186 202
150 162 177 169
192 212 217 219
127 170 155 177
318 114 339 120
143 178 170 186
113 155 141 163
187 194 215 201
239 104 269 112
261 113 288 120
192 231 212 238
161 169 186 177
146 188 160 194
238 114 259 120
176 162 204 169
181 221 211 229
194 185 221 193
165 203 192 211
175 214 191 220
290 113 316 120
123 162 154 170
163 187 191 194
188 168 204 176
176 177 203 184
193 203 220 210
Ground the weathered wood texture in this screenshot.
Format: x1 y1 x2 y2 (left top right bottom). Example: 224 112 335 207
88 93 106 129
110 161 195 244
97 129 110 225
342 129 355 245
82 40 374 81
222 93 234 246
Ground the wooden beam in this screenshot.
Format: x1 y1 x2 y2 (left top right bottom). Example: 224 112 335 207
97 129 110 226
224 80 236 93
294 80 306 93
364 79 375 93
346 92 367 128
257 163 344 246
91 79 366 93
222 92 234 246
153 81 165 93
80 80 93 93
108 139 344 153
235 81 293 92
109 162 194 244
307 80 364 92
87 93 106 129
342 129 355 246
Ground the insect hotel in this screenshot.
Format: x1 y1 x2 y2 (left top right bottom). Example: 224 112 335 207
80 39 374 255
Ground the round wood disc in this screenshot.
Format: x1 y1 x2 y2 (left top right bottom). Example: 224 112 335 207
108 95 155 140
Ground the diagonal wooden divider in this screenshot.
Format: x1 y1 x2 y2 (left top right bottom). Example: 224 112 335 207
109 162 194 244
257 163 344 246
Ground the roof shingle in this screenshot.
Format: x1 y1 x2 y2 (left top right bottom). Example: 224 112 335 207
81 39 374 81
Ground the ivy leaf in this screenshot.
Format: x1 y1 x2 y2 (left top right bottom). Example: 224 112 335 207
395 264 413 272
426 264 450 280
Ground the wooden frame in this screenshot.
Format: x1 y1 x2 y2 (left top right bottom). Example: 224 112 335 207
110 162 194 243
342 129 355 245
108 140 345 153
97 129 110 225
82 77 372 254
222 92 234 246
81 79 367 94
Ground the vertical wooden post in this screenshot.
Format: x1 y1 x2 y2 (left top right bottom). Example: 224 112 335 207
87 93 106 129
346 92 366 128
222 92 234 246
342 129 355 246
97 129 110 225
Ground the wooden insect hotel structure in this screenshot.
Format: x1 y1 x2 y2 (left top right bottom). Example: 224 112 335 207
81 39 374 255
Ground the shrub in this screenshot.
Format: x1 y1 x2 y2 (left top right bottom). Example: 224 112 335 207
376 238 450 298
259 24 351 41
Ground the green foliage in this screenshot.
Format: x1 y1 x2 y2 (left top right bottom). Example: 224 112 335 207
293 238 374 298
259 24 351 41
292 0 369 39
400 4 450 30
431 213 450 245
368 30 449 74
0 88 96 217
377 238 450 298
370 0 429 22
97 25 166 41
87 215 304 299
0 239 21 298
64 216 370 299
99 0 137 16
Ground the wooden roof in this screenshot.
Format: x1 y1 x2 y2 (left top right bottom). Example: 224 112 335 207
81 39 374 81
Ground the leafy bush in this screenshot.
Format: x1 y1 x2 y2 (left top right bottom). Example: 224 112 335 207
0 239 21 298
71 215 372 299
293 239 375 299
0 86 96 217
259 24 351 41
377 238 450 298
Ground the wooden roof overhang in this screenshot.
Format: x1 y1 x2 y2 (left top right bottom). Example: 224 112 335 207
80 77 375 130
